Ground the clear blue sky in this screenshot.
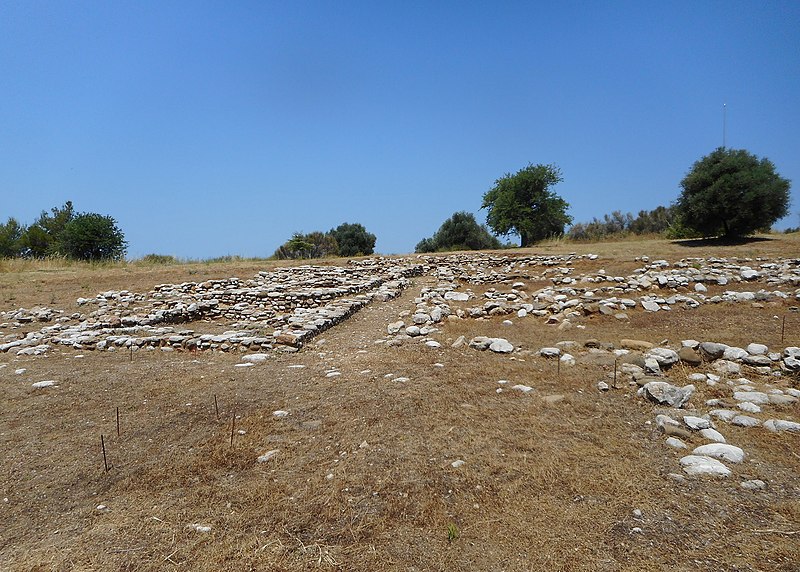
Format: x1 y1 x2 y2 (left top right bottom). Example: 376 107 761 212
2 1 799 258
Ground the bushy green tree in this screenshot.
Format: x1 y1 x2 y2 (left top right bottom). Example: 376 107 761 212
0 217 26 258
415 211 501 253
274 231 339 259
60 213 127 261
329 223 376 257
482 163 572 246
676 147 790 238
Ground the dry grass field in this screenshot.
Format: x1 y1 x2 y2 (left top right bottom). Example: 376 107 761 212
1 235 799 571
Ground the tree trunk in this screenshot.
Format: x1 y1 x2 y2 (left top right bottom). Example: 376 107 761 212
520 231 530 247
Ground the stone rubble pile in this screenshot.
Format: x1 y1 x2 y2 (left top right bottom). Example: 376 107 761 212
0 261 423 354
383 254 800 339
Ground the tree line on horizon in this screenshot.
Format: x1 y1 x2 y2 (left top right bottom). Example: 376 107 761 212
0 201 127 261
415 146 792 253
2 147 792 262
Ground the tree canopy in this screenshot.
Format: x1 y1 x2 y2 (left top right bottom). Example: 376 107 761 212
60 213 127 261
1 201 128 261
676 147 791 238
329 223 376 257
0 217 25 258
274 231 339 260
415 211 501 253
482 163 572 246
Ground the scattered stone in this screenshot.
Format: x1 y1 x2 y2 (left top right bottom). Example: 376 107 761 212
763 419 800 433
740 479 767 491
539 347 561 358
257 449 279 463
731 415 761 428
189 524 212 533
665 437 688 449
31 380 57 389
241 353 270 363
699 428 726 443
679 455 731 477
683 415 711 430
647 347 679 368
737 402 762 414
692 443 745 463
678 347 702 366
451 459 465 468
511 384 534 394
488 338 514 353
597 381 609 391
746 343 768 356
641 300 661 312
733 391 770 404
272 410 289 419
621 339 653 351
698 342 728 360
709 409 737 422
638 382 695 408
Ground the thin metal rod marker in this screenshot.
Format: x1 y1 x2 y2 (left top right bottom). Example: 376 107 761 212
116 407 120 437
101 434 109 472
557 356 561 378
214 394 220 419
229 411 236 447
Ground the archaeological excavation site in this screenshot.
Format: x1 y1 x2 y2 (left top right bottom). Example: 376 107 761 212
1 240 799 571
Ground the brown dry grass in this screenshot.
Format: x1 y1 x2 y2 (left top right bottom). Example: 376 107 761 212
2 235 799 571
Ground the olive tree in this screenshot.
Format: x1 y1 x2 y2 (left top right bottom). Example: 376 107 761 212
482 163 572 246
676 147 790 238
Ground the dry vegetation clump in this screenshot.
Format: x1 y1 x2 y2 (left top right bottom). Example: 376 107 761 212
1 235 799 571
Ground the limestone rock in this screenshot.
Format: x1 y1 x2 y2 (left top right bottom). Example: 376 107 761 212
680 455 731 477
638 382 695 408
699 428 726 443
763 419 800 433
692 443 745 463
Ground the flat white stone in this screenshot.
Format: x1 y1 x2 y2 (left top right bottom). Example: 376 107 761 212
737 402 761 413
733 391 770 404
683 415 711 430
731 415 761 427
746 343 768 356
709 409 737 422
234 363 254 368
680 455 731 477
699 428 726 443
31 380 57 388
257 449 279 463
451 459 465 468
444 291 470 302
272 410 289 419
692 443 745 463
489 339 514 353
511 384 533 393
665 437 688 449
741 479 767 491
241 353 270 363
763 419 800 433
425 340 441 348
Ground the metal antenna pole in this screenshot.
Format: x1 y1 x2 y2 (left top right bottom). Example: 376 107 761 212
723 103 727 148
